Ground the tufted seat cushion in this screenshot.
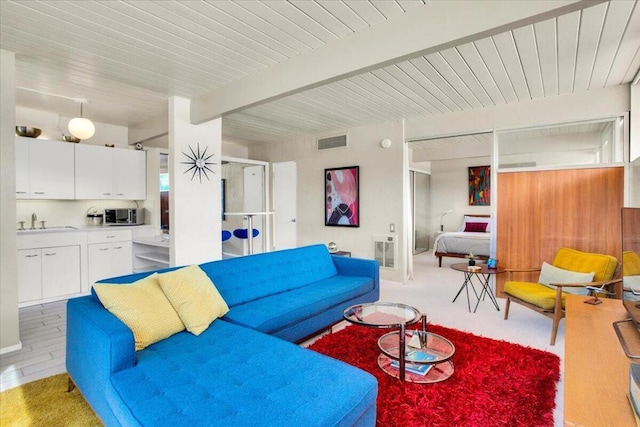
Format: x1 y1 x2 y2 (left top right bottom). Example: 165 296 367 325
110 320 377 427
624 251 640 276
552 247 618 282
504 281 565 310
224 275 374 336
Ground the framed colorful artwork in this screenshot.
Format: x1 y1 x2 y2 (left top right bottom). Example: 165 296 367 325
469 165 491 206
325 166 359 227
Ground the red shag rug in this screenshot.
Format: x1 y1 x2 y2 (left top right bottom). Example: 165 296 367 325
308 323 560 427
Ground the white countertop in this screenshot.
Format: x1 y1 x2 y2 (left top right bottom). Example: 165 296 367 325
17 224 153 235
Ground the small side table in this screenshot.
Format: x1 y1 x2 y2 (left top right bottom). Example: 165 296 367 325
450 263 504 313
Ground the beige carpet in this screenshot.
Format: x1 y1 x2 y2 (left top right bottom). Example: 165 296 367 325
0 373 101 426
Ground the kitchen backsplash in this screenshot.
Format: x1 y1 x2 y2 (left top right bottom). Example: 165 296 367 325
16 200 144 229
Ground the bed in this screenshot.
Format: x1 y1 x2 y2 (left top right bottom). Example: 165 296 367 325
434 214 491 267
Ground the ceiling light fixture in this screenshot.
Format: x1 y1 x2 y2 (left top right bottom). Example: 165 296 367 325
68 103 95 140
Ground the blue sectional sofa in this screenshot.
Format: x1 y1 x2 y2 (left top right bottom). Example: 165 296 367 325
66 244 380 426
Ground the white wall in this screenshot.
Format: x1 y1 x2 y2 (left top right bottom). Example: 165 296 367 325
1 50 20 353
430 157 492 234
168 97 222 266
251 119 406 282
631 157 640 207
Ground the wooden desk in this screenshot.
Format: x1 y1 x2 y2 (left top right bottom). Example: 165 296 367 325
564 295 637 426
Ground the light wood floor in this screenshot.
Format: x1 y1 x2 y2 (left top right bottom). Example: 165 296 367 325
0 300 67 392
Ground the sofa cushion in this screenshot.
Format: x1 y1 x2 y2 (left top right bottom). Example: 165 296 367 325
624 251 640 276
199 244 338 307
110 320 377 427
538 262 593 295
504 281 568 310
552 247 618 282
158 265 229 335
223 275 374 335
93 273 185 351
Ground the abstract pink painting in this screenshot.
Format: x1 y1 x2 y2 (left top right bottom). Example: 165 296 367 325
325 166 359 227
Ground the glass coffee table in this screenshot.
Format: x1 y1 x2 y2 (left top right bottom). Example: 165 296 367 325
343 302 455 383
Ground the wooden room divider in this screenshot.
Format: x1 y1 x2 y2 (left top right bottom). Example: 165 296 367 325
495 166 624 297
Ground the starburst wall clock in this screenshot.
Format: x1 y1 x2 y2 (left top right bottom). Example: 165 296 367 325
181 143 217 183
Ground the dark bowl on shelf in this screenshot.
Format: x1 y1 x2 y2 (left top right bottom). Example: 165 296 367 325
63 135 81 143
15 126 42 138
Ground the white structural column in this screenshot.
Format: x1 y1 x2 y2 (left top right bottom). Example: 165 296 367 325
191 0 592 123
168 96 222 266
0 49 21 354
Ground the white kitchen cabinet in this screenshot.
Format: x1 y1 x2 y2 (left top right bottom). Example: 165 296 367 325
41 245 82 298
75 144 113 199
87 229 133 284
75 144 146 200
15 137 75 199
17 245 81 305
113 149 146 200
17 249 42 303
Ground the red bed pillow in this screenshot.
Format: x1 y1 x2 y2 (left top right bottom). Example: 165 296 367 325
464 222 488 232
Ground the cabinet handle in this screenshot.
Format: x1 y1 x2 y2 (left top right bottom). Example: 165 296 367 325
106 235 116 238
116 193 124 196
99 248 109 251
44 252 56 256
102 193 111 196
34 191 45 194
25 254 39 258
113 246 123 250
16 191 27 194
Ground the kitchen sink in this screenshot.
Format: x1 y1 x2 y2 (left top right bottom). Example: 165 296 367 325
18 225 78 232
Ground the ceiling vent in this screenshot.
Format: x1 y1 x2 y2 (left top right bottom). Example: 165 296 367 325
317 134 348 151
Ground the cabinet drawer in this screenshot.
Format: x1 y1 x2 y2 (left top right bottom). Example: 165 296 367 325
87 229 132 244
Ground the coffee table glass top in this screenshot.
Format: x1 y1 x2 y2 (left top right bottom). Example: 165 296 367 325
343 302 421 328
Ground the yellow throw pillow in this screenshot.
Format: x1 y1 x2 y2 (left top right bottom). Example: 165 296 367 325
93 273 185 351
158 265 230 336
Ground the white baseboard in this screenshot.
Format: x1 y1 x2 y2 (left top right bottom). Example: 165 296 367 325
0 341 23 355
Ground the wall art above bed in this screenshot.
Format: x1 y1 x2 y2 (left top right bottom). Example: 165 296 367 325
325 166 360 227
469 165 491 206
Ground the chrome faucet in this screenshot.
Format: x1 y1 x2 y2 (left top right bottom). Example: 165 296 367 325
31 213 37 230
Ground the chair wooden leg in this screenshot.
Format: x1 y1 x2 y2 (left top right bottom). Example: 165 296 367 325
550 288 563 346
550 314 560 346
504 296 511 320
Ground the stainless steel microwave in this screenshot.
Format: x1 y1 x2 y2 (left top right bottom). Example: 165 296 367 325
104 208 145 225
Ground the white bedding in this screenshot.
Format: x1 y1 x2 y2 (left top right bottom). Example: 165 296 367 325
433 231 490 257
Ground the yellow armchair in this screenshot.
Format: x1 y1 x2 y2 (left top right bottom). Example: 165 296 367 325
503 248 620 345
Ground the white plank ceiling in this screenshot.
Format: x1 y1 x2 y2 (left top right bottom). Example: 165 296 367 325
1 0 639 145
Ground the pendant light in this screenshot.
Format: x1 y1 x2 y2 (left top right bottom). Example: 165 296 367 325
68 103 95 140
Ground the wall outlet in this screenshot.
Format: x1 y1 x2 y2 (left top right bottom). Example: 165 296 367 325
389 223 395 233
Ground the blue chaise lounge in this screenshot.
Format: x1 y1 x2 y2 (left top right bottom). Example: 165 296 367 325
66 244 380 426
